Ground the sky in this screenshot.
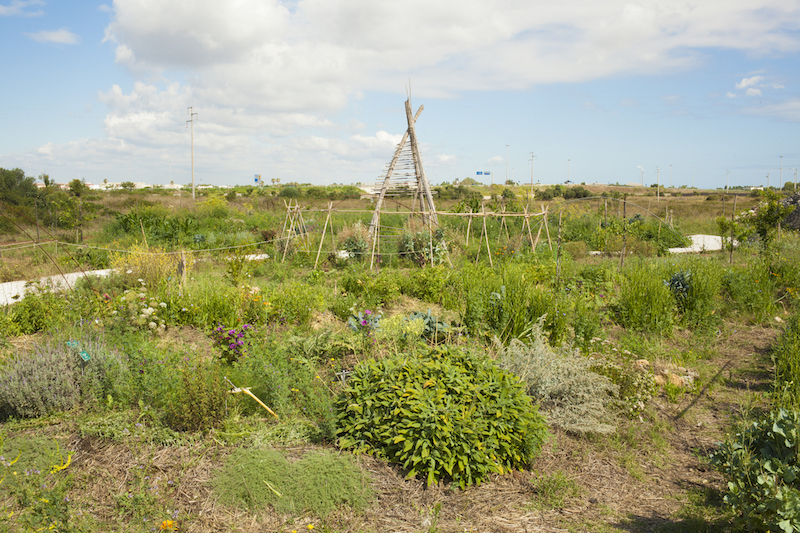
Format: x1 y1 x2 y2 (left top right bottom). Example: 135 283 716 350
1 0 799 191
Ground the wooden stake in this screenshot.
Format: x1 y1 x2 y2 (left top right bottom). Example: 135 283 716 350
314 203 332 270
730 195 737 264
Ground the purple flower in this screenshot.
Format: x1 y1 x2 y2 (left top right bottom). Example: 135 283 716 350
229 343 236 349
365 310 371 315
237 340 244 346
361 320 368 326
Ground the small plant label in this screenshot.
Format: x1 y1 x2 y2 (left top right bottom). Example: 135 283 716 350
79 350 91 362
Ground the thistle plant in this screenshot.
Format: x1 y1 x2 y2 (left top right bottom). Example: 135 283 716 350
347 309 381 334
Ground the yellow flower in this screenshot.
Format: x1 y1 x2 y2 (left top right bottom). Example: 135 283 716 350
160 520 177 531
307 525 315 531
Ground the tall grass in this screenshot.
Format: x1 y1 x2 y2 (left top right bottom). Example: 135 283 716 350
614 259 675 335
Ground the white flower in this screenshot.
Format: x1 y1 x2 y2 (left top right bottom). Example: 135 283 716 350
126 270 133 274
159 302 167 308
148 322 156 329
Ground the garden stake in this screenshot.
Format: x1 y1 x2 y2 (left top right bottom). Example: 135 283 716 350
224 377 278 420
730 195 737 263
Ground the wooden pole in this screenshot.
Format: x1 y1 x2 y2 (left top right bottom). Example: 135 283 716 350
314 203 332 270
370 210 380 270
620 195 627 271
484 210 493 268
556 211 563 287
730 195 737 264
466 208 473 247
543 205 553 251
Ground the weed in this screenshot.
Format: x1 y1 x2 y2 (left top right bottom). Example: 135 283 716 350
528 470 582 510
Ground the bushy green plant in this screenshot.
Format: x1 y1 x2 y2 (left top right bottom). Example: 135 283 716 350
406 309 450 343
347 309 381 334
773 314 800 410
0 342 80 419
160 359 228 432
8 283 65 335
614 260 675 335
722 261 777 321
336 346 548 488
711 409 800 532
267 281 324 326
666 257 724 330
498 327 619 435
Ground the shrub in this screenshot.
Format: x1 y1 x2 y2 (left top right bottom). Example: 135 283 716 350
498 322 619 435
267 281 324 326
0 342 80 419
711 409 800 532
336 346 548 488
722 262 777 321
110 243 184 289
161 359 228 432
9 283 65 335
774 314 800 410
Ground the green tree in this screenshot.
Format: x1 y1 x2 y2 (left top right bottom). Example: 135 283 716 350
0 167 36 206
745 189 796 253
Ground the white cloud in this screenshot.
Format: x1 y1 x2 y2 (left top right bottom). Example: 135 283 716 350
736 75 764 89
726 92 737 98
0 0 43 17
746 87 762 96
436 154 457 165
30 0 800 185
488 156 504 165
25 28 79 44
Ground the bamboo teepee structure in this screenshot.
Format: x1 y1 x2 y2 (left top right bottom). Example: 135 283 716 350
367 99 438 242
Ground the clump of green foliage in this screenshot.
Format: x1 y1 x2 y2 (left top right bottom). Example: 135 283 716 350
213 448 373 517
614 260 675 335
497 322 619 435
711 409 800 532
0 341 81 419
773 314 800 410
336 346 548 488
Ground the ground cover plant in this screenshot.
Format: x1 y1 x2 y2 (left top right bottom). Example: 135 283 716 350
0 184 799 531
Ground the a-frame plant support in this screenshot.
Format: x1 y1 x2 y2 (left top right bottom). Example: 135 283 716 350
368 99 438 242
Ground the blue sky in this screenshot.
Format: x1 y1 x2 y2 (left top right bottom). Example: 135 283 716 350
1 0 799 190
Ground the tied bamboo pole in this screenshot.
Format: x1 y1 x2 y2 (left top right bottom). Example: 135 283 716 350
314 203 333 270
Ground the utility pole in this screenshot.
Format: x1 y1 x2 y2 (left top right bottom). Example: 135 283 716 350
726 170 729 192
504 144 509 187
187 107 198 200
529 152 536 198
638 166 644 186
656 167 660 202
567 159 571 183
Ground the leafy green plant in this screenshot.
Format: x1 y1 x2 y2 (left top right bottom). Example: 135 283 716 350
348 309 381 334
710 409 800 532
529 470 582 510
722 261 777 321
336 346 548 488
406 309 450 343
773 314 800 410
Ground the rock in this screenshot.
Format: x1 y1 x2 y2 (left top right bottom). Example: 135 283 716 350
668 373 685 387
